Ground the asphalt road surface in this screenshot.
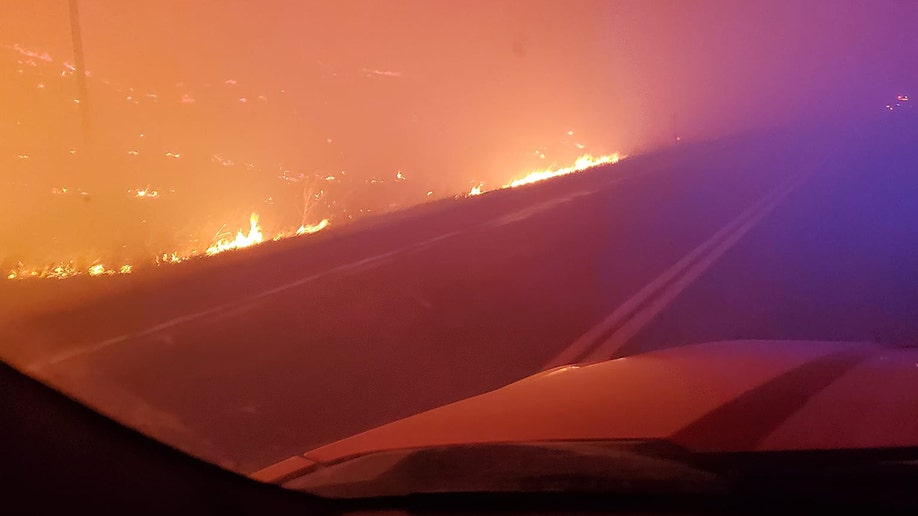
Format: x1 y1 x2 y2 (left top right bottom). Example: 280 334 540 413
3 114 917 473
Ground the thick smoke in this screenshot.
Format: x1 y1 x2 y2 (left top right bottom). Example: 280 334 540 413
1 1 915 272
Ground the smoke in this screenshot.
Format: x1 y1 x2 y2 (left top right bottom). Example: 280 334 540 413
1 1 915 272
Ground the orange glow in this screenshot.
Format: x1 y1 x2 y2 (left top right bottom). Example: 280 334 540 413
3 39 621 281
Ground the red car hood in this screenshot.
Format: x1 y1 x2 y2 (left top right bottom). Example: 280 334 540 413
254 340 918 483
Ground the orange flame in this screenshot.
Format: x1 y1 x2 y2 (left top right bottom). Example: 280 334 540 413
205 213 264 256
6 261 132 280
7 154 618 280
295 219 330 236
466 152 623 196
468 183 484 196
131 187 159 199
4 43 616 282
158 253 188 265
88 263 114 276
7 212 331 280
506 153 622 188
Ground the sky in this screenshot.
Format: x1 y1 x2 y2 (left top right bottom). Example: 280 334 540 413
1 0 916 270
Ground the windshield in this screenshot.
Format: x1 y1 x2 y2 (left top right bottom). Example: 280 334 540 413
2 0 917 494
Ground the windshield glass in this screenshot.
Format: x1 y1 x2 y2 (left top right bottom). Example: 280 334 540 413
2 0 917 489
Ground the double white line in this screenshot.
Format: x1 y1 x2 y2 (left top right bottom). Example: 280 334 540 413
544 166 815 369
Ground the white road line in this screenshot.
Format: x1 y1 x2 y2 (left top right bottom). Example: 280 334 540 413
39 231 461 369
581 170 810 362
487 186 615 227
543 169 812 369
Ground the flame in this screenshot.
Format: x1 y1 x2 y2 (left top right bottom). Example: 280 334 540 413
7 212 330 280
506 153 622 188
296 219 330 236
465 153 623 197
6 154 618 281
205 213 264 256
88 264 113 276
131 187 159 199
4 43 621 281
159 252 188 265
7 151 617 280
7 262 76 280
6 261 132 280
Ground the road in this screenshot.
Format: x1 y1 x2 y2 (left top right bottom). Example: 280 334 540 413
3 114 917 473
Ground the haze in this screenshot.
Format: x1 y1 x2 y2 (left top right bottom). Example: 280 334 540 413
1 0 915 271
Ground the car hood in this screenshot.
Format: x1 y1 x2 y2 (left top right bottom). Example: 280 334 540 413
254 340 918 484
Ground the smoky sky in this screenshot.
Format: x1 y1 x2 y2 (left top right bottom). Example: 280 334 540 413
1 0 915 267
